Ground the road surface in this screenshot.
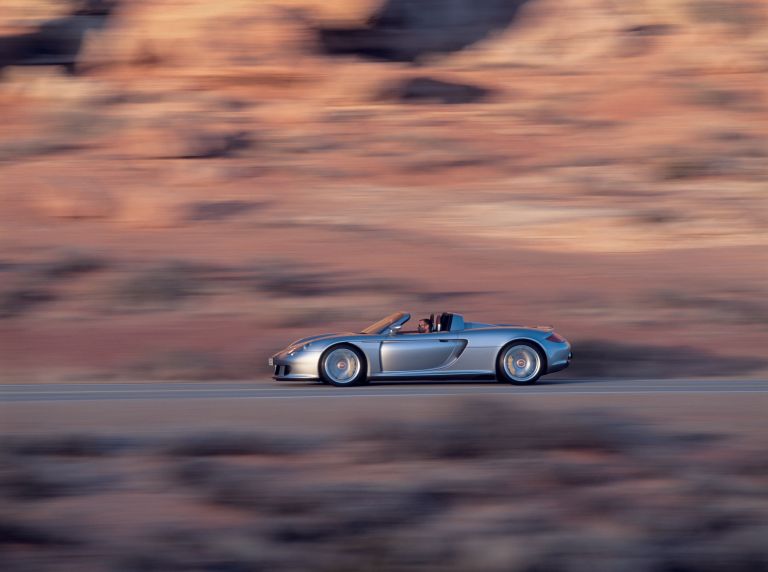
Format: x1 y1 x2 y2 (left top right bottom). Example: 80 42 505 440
2 378 767 402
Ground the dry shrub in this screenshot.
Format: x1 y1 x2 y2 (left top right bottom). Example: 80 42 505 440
3 435 135 457
1 462 118 500
687 0 765 32
118 125 251 160
41 250 108 279
31 184 117 220
358 400 647 460
166 432 316 457
0 286 56 319
112 263 204 307
0 518 82 547
183 200 262 222
3 401 767 572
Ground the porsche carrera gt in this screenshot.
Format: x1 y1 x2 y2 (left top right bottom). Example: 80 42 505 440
269 311 571 386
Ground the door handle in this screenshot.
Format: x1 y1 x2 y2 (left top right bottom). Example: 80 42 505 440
439 339 452 342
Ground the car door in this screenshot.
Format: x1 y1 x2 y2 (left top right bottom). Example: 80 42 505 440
380 331 465 373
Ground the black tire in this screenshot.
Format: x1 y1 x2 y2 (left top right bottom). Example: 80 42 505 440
496 341 545 385
319 344 368 387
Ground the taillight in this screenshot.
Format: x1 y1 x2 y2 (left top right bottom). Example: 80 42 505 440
546 332 566 343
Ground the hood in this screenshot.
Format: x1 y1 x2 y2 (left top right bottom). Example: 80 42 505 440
288 332 354 347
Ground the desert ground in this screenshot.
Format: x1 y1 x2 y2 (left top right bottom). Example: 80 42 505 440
0 0 766 382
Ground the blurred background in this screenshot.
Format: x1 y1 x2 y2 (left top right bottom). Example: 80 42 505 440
2 3 768 570
0 0 766 380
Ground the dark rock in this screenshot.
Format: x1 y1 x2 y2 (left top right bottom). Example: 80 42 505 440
379 76 491 104
318 0 532 62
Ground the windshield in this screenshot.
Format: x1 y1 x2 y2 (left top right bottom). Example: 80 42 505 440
361 312 410 335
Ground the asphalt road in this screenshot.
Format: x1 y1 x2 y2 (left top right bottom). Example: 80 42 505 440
1 378 767 402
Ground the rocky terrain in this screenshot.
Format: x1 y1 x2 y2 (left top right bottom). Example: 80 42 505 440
0 0 767 381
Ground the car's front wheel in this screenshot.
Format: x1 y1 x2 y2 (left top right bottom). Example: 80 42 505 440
497 342 544 385
320 344 367 387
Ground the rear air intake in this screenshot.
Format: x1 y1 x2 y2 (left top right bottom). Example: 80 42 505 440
546 333 566 343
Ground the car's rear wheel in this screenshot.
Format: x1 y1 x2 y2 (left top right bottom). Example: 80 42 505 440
497 342 544 385
320 344 367 387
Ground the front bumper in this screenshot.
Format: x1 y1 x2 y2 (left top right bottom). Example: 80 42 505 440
269 350 322 380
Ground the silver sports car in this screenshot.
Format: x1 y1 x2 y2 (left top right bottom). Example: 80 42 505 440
269 311 571 386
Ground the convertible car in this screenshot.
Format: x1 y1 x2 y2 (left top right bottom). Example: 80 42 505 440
269 311 571 386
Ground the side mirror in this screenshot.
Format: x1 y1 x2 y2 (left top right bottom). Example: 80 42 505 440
387 325 402 335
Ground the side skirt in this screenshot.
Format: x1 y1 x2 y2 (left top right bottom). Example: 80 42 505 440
369 372 496 381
